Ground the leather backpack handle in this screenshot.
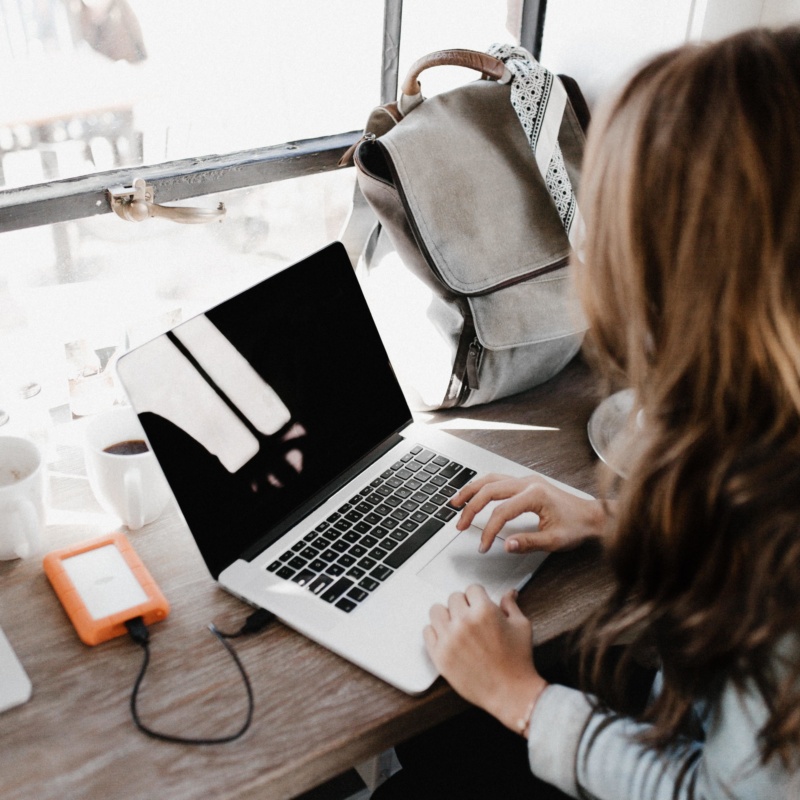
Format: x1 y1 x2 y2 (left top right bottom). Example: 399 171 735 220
400 49 509 98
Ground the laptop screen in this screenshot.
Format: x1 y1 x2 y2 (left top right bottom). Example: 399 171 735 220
117 243 412 578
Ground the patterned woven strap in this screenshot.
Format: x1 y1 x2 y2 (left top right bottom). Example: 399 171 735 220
488 43 585 251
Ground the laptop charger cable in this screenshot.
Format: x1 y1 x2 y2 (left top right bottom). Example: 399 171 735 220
124 607 275 745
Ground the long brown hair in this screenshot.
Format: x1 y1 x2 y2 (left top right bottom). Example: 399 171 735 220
575 26 800 767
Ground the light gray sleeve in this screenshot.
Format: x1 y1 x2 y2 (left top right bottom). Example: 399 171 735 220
526 680 799 799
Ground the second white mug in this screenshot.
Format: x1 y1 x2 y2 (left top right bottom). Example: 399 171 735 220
0 436 46 560
83 407 172 530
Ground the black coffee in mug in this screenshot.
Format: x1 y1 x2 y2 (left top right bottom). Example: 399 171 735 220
103 439 149 456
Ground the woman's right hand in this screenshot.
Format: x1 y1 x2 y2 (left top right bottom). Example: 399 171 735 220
451 473 608 555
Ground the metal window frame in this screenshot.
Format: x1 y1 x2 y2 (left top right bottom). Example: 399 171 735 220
0 0 545 235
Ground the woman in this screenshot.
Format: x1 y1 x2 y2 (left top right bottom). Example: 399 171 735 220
375 26 800 799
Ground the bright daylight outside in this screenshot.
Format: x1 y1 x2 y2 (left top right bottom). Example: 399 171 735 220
0 0 518 444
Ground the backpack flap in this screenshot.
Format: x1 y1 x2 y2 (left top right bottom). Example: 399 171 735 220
376 78 575 294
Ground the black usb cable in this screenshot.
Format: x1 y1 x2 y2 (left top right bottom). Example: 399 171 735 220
124 608 275 745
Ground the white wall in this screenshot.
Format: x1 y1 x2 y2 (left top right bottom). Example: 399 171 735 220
540 0 799 107
761 0 800 24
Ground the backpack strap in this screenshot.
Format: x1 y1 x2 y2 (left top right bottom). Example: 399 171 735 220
488 44 585 251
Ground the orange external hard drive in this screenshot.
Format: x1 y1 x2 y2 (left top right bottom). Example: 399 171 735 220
43 532 169 646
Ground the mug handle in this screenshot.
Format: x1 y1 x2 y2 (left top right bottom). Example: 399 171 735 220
124 469 145 531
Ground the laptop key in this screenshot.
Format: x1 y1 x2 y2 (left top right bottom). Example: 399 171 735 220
309 558 327 572
277 566 295 580
358 577 380 592
321 577 354 603
288 556 307 570
384 518 445 569
448 467 477 489
370 565 393 582
335 598 357 613
347 587 369 602
438 462 462 479
292 569 316 586
346 565 366 579
435 506 458 522
309 574 334 594
326 563 345 577
267 560 281 572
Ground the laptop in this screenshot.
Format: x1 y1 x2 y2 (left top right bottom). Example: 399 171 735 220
116 242 588 694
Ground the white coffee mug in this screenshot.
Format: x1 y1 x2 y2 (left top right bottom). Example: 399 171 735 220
0 436 45 560
83 407 171 530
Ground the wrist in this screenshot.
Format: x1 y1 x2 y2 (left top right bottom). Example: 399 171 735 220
491 675 548 737
586 498 610 540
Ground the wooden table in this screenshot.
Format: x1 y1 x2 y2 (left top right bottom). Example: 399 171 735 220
0 356 611 800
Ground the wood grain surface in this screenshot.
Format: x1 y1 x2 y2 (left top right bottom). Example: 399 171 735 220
0 356 611 800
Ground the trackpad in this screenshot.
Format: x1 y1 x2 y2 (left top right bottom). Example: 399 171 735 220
417 527 546 600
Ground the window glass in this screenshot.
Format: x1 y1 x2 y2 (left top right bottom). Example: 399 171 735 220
0 0 521 441
1 0 384 189
0 168 355 436
399 0 521 99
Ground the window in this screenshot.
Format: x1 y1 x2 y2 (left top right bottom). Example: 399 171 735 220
0 0 544 436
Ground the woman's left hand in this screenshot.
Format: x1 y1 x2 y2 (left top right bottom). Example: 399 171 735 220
424 584 548 735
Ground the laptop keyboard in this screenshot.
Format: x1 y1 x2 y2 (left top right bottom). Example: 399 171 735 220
266 445 476 613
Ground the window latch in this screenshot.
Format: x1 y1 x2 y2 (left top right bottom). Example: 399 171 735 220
107 178 226 224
